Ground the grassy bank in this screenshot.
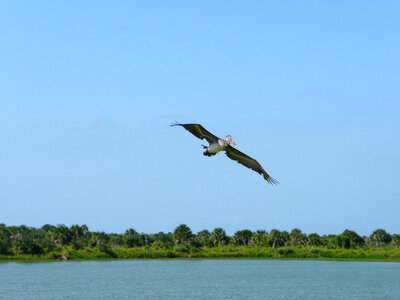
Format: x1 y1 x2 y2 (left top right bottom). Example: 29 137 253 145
2 246 400 262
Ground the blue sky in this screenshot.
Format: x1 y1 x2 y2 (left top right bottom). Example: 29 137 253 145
1 1 399 236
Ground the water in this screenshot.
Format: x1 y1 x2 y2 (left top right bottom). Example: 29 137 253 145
1 260 399 299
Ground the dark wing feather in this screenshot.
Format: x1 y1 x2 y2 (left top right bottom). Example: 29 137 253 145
170 123 219 144
225 146 278 185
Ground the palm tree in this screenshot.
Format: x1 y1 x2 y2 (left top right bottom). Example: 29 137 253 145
211 228 227 246
197 230 212 248
52 225 71 247
123 229 139 247
233 230 253 246
392 234 400 248
90 232 109 247
41 224 56 232
269 229 288 248
370 229 392 247
173 224 192 245
69 224 88 239
289 228 307 246
153 232 174 248
250 230 270 246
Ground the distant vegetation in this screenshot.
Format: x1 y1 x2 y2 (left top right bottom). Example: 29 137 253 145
1 223 400 261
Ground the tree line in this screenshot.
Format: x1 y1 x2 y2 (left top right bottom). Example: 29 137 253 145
1 223 399 256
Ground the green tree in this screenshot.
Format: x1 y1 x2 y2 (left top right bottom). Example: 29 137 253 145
329 234 350 249
233 230 253 246
0 223 10 241
68 225 90 250
71 237 87 250
342 229 365 248
250 230 270 246
173 224 192 245
370 229 392 247
153 232 174 248
289 228 307 246
69 224 89 239
211 228 228 246
197 230 213 248
307 233 323 247
90 232 110 247
0 240 11 255
16 232 45 254
268 229 288 248
9 225 30 247
281 231 290 246
52 224 72 247
124 229 139 247
269 229 280 248
40 224 56 232
138 233 154 246
109 233 124 246
392 234 400 248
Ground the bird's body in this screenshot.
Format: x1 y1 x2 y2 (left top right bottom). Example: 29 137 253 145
204 137 234 156
171 122 278 185
204 140 225 156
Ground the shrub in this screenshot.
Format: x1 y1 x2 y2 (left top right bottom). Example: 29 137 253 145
278 248 295 257
175 245 190 253
97 244 117 258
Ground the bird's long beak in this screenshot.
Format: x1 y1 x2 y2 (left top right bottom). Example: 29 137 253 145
232 141 238 148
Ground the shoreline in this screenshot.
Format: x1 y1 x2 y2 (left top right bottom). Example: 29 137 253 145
2 251 400 263
2 258 400 263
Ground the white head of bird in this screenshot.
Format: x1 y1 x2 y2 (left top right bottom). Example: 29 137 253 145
226 135 237 148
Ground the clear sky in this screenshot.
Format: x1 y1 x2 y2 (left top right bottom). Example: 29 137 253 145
1 1 399 236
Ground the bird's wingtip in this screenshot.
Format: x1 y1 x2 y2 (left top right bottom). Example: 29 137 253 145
266 176 279 185
170 120 180 127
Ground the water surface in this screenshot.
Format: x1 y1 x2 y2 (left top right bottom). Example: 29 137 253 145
1 260 399 299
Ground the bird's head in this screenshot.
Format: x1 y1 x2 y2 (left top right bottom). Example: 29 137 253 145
226 135 238 148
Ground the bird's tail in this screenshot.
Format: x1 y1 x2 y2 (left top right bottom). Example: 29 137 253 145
203 149 216 157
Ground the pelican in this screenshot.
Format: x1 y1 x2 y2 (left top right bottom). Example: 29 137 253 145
171 122 278 185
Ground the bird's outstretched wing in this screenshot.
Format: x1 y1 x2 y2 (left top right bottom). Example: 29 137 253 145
225 146 278 185
170 122 219 144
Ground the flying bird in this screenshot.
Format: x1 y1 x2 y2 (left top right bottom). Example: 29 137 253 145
171 122 278 184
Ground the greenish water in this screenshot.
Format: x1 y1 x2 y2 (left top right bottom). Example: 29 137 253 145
1 260 399 299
